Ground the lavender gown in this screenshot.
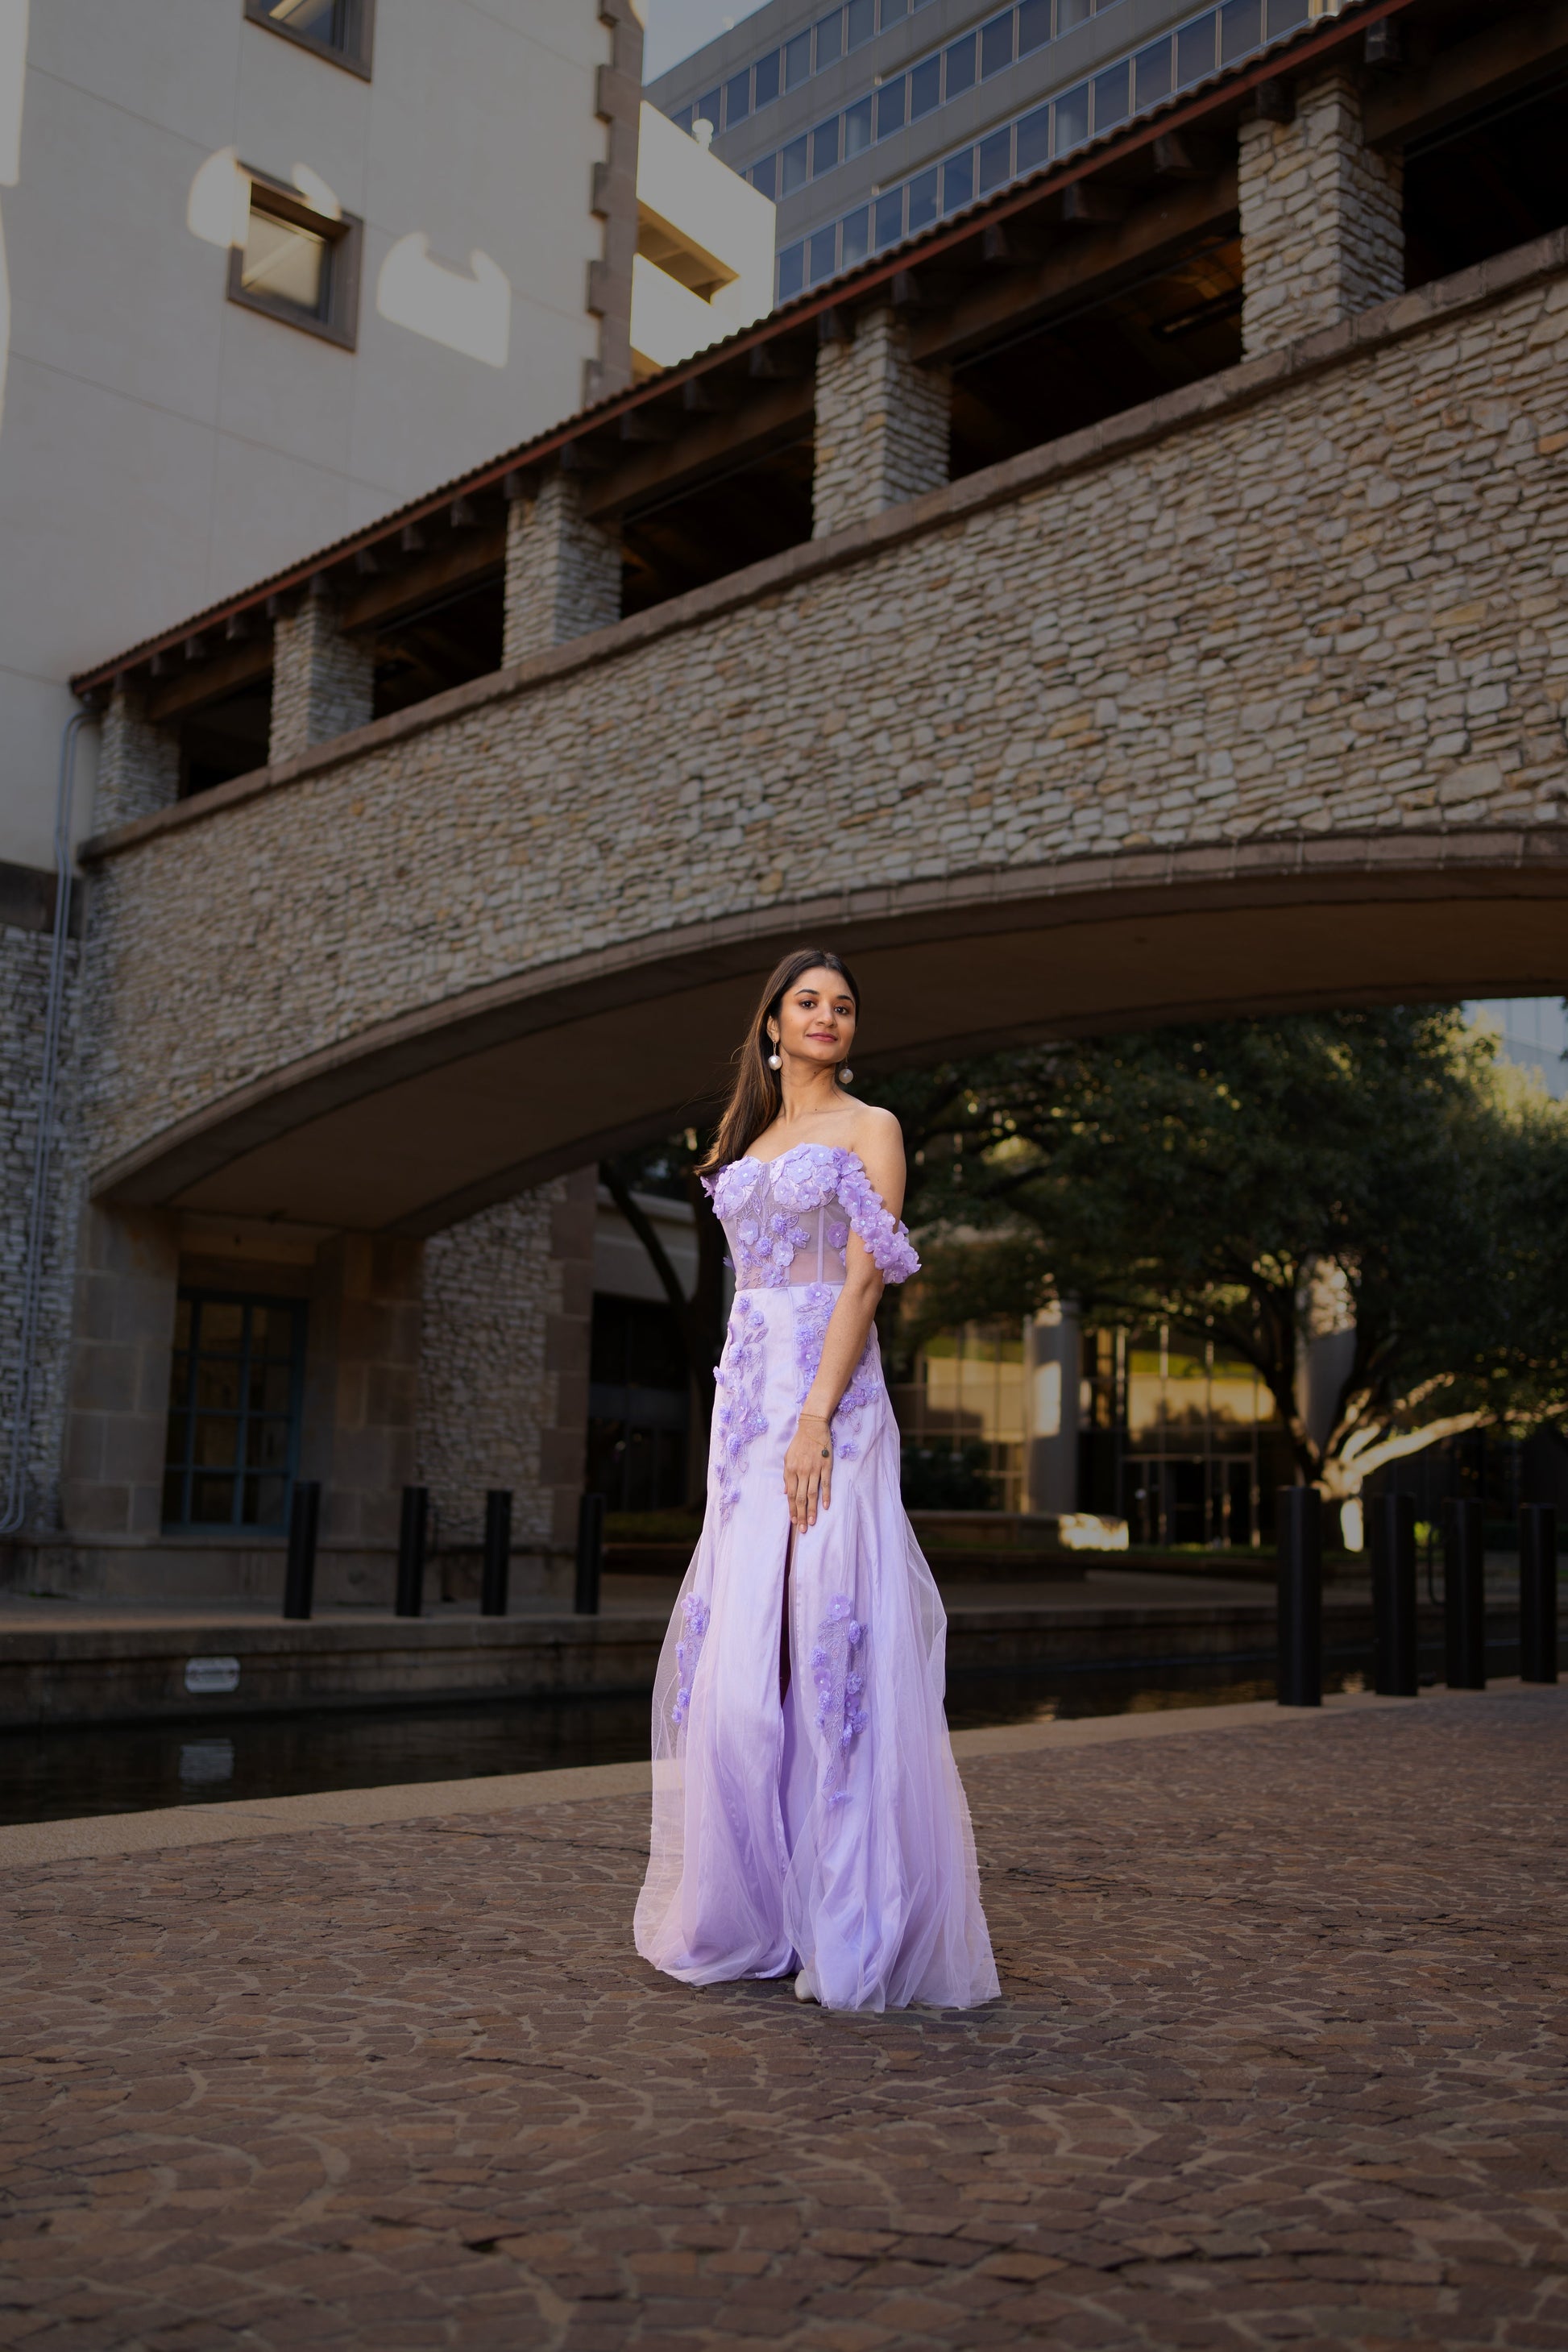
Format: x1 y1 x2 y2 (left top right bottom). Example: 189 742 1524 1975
633 1143 998 2014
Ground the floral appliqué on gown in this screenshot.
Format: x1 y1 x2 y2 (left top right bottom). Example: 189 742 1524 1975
633 1143 999 2014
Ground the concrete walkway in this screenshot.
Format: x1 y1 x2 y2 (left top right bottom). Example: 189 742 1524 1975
2 1685 1563 2348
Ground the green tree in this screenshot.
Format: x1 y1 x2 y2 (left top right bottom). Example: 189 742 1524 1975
869 1010 1568 1545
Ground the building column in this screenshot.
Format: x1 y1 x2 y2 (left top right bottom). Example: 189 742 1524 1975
95 685 180 831
812 305 951 540
1239 68 1403 359
58 1205 180 1542
417 1169 595 1603
1024 1302 1080 1520
268 581 375 765
305 1234 423 1577
503 473 622 665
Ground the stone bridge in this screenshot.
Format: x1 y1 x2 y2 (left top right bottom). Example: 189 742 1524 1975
86 229 1568 1234
33 1 1568 1594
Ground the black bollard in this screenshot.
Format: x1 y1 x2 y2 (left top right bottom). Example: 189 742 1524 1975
1370 1490 1418 1696
282 1479 321 1621
1276 1484 1322 1707
481 1488 512 1619
1442 1495 1486 1689
575 1490 604 1617
1519 1502 1559 1684
396 1484 429 1619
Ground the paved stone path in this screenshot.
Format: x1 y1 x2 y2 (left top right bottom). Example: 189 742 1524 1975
2 1687 1565 2350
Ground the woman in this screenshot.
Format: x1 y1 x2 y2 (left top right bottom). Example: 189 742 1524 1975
633 949 998 2014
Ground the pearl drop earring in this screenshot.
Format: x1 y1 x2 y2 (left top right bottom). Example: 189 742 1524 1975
768 1047 782 1071
838 1064 854 1086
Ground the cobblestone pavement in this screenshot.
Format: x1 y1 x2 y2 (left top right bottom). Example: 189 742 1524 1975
2 1688 1565 2350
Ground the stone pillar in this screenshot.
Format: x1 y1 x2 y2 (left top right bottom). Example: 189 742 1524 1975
417 1170 595 1603
503 475 622 665
812 306 951 540
95 685 180 831
1024 1301 1080 1520
59 1205 179 1541
1239 68 1403 359
268 582 375 765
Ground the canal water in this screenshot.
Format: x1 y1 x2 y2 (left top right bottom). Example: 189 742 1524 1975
0 1656 1398 1827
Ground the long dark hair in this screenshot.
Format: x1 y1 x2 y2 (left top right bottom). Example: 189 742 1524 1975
700 948 861 1174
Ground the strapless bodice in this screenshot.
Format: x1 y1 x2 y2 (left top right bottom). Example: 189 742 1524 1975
703 1144 919 1291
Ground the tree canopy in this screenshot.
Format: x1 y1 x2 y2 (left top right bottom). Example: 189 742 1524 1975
867 1008 1568 1538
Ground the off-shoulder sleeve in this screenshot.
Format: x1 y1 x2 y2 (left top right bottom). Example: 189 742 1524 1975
836 1153 921 1284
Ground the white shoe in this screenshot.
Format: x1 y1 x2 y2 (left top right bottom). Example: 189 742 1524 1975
794 1967 818 2003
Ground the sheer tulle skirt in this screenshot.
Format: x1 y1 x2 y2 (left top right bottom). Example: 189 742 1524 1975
633 1284 998 2014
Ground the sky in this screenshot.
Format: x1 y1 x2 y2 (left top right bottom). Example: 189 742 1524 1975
641 0 772 81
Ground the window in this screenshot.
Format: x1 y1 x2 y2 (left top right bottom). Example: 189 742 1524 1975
1221 0 1263 62
811 115 840 176
1094 60 1129 131
778 240 806 300
785 29 812 87
751 152 780 199
164 1293 306 1532
845 94 873 155
809 226 838 282
1017 100 1052 172
782 135 810 194
755 48 782 106
841 205 870 266
1176 14 1217 86
944 35 976 98
846 0 876 47
246 0 374 76
1054 79 1089 151
910 54 940 116
815 8 843 67
1135 36 1173 108
907 165 938 234
881 0 908 23
875 188 905 246
980 10 1014 77
698 85 721 128
228 171 361 346
875 78 906 139
941 151 973 213
724 65 751 125
1018 0 1052 54
977 126 1012 191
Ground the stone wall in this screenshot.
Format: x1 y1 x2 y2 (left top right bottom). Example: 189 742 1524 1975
813 306 951 537
503 475 622 665
0 902 83 1537
417 1170 595 1594
95 690 180 832
1240 68 1404 359
80 236 1568 1184
269 587 375 766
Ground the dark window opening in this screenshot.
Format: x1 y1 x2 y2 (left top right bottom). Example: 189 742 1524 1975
620 438 815 619
245 0 375 76
948 232 1244 482
367 571 505 722
164 1292 307 1533
587 1294 689 1513
176 682 273 799
1403 73 1568 292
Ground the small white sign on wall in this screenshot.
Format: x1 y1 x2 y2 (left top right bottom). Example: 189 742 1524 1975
184 1655 240 1696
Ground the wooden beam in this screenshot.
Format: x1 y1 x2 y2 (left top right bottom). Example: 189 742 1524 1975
1062 180 1130 226
147 637 274 724
1363 0 1568 149
338 529 507 634
582 378 815 523
909 171 1238 369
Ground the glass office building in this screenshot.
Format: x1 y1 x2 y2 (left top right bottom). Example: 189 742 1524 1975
647 0 1323 304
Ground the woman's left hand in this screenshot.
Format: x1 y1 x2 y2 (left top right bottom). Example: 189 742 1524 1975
784 1412 832 1533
